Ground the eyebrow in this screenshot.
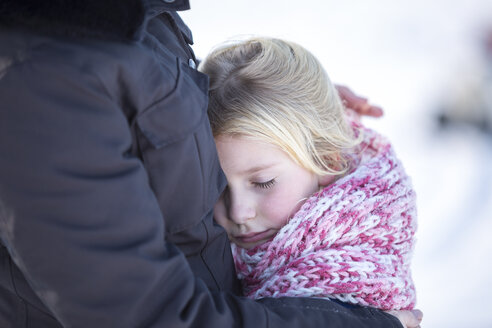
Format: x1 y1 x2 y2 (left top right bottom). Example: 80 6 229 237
240 163 277 175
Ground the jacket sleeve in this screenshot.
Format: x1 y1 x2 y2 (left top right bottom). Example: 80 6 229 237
0 53 402 328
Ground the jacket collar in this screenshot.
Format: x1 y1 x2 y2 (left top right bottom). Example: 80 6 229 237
147 0 190 13
0 0 190 41
147 0 193 43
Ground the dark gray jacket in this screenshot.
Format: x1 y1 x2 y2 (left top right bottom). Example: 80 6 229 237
0 0 403 327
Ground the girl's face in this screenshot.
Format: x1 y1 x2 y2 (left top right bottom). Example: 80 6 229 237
214 135 333 249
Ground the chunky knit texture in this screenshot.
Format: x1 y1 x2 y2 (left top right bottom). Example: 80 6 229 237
232 125 417 310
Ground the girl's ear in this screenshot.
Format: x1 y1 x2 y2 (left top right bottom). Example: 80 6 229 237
318 174 336 187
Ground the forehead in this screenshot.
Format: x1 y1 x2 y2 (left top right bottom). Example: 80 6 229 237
215 135 287 174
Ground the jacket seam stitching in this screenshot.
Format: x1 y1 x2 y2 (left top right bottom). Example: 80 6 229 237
199 221 221 290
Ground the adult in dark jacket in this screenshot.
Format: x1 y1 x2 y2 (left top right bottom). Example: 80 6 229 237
0 0 420 327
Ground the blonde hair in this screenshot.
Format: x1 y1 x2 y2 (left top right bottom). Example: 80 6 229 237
199 37 361 176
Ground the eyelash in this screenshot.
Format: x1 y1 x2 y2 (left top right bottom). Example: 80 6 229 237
253 179 276 189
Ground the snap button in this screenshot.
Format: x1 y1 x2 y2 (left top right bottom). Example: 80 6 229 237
162 0 175 3
188 58 196 69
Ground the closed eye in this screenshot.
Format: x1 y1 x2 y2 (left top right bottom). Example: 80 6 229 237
253 179 276 189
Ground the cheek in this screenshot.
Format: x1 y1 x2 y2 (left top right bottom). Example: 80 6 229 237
259 190 303 228
213 200 232 232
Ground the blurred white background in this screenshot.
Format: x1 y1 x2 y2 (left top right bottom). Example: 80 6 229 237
182 1 492 327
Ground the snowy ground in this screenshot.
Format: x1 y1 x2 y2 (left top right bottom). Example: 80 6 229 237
182 1 492 327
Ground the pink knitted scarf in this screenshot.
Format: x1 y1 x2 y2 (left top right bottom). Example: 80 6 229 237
232 126 417 310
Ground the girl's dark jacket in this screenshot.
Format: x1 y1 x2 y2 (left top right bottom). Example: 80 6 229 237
0 0 402 327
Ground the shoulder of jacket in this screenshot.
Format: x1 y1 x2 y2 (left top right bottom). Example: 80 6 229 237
0 30 179 114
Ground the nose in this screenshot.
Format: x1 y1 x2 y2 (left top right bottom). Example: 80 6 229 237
226 188 256 225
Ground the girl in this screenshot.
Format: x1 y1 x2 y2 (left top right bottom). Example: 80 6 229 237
199 37 417 311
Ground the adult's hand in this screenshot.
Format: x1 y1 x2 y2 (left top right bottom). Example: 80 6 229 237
386 309 423 328
335 84 384 117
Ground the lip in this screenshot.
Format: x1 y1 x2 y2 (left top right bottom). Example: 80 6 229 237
234 229 275 244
